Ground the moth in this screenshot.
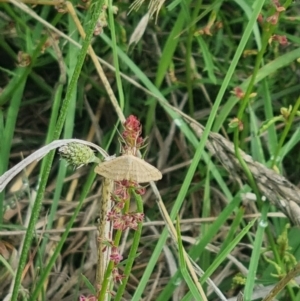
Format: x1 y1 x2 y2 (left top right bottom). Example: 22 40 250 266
94 154 162 183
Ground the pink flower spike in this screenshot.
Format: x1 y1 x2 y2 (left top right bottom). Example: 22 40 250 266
113 214 126 230
266 12 279 25
112 268 125 283
124 115 141 132
79 295 97 301
233 87 244 99
257 13 264 24
270 35 288 45
110 246 123 264
136 186 146 195
107 210 121 221
134 212 145 223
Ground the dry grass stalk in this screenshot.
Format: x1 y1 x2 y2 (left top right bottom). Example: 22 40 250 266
96 178 113 289
166 103 300 225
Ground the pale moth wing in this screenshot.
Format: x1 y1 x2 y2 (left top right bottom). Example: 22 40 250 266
94 154 162 183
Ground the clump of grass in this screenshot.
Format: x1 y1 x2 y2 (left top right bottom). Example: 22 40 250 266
1 0 300 300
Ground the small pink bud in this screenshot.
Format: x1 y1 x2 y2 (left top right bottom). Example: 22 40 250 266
110 247 123 264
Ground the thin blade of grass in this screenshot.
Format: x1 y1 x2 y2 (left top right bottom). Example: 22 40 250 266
176 217 205 301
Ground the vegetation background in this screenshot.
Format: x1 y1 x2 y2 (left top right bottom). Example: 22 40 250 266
1 0 300 300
